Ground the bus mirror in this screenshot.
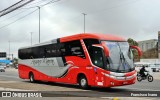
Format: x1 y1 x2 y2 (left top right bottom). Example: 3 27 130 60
130 45 142 57
103 46 109 57
101 42 109 57
92 44 109 57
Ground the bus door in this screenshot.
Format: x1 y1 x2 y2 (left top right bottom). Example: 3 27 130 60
90 46 105 87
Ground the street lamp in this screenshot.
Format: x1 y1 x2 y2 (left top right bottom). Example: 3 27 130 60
37 6 41 43
31 32 33 45
8 40 10 59
82 13 87 33
8 41 13 60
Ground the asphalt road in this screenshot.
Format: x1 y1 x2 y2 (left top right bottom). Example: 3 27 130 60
0 68 160 100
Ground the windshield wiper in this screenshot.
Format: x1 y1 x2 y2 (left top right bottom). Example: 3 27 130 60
120 52 132 71
117 42 132 72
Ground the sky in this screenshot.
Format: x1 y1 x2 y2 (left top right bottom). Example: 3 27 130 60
0 0 160 58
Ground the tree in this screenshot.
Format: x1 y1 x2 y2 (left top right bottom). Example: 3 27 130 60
127 38 139 61
13 58 18 64
12 58 18 68
127 38 138 46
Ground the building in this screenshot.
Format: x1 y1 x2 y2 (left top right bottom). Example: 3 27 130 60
138 39 157 52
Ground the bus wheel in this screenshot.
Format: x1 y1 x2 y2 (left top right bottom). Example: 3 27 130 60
29 73 35 83
78 76 89 89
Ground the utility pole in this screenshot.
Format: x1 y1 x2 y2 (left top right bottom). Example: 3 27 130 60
82 13 87 33
31 32 33 45
37 6 40 43
8 40 10 59
11 54 13 61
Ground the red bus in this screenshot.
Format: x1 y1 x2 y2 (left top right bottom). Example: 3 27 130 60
18 33 141 89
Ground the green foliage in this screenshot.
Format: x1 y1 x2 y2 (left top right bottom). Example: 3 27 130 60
13 58 18 64
127 38 138 46
127 38 139 61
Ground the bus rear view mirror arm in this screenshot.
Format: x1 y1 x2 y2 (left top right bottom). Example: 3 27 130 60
130 45 142 57
92 44 109 57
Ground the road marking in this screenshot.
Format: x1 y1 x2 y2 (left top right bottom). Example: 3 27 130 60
0 75 19 79
0 87 32 91
0 81 18 83
117 87 160 91
100 97 158 100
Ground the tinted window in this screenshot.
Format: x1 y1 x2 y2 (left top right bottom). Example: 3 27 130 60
62 40 85 58
44 43 64 57
84 39 105 68
19 48 32 59
90 46 104 68
83 39 100 50
19 43 63 59
19 40 85 59
83 39 100 58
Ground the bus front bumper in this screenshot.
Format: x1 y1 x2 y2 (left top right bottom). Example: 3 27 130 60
102 72 137 87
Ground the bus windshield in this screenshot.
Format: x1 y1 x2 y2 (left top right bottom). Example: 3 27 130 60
105 41 134 73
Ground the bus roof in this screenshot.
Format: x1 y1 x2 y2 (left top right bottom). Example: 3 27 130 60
60 33 126 42
19 33 126 49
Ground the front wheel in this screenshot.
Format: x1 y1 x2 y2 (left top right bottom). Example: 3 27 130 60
78 76 89 89
148 75 153 82
137 76 142 82
29 73 35 83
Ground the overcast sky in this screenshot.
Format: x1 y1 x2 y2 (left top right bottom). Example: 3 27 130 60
0 0 160 58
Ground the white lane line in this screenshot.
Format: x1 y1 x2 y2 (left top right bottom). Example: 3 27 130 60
116 87 160 91
0 75 19 79
100 97 157 100
0 87 33 91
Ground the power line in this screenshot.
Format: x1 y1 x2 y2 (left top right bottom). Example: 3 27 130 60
0 9 38 30
0 9 29 23
0 0 61 30
0 0 35 17
19 0 49 9
0 0 47 23
20 0 61 9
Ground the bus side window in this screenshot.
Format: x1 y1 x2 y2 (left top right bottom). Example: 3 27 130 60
32 47 39 59
71 47 83 55
63 40 85 59
44 48 47 58
43 44 62 58
90 47 104 68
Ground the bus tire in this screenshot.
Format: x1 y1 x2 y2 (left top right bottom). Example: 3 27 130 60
29 72 35 83
78 75 89 89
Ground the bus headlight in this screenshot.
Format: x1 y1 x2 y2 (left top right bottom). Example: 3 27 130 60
110 75 116 79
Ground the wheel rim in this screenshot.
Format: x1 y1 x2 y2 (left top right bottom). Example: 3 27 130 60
148 76 153 82
137 76 142 81
30 75 33 82
81 78 86 86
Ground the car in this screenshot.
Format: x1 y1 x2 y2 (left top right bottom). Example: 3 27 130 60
0 64 5 72
152 68 159 72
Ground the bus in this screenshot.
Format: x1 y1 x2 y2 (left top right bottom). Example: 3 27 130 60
18 33 142 89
